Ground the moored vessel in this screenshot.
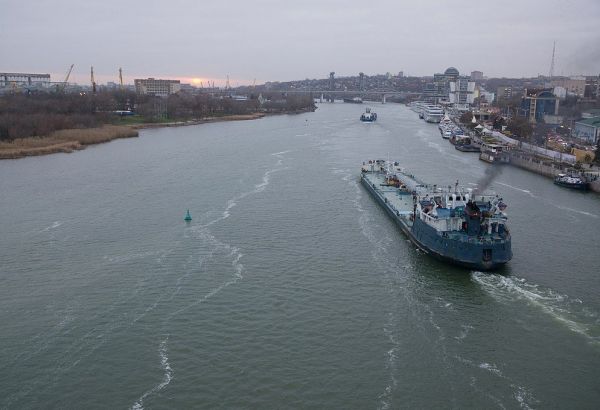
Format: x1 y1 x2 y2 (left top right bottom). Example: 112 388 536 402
479 142 510 164
361 160 512 270
553 173 590 190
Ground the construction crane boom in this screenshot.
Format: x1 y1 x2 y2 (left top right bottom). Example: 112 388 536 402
549 41 556 79
60 64 74 92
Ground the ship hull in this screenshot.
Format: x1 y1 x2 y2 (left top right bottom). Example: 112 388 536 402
553 180 589 190
361 173 511 271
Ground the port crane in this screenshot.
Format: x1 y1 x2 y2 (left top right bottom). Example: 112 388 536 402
90 66 97 93
59 64 74 92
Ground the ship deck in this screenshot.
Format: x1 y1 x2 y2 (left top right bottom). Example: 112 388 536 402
361 171 414 217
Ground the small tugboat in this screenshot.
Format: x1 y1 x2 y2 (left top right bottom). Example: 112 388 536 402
553 173 590 190
360 107 377 122
184 209 192 221
361 159 512 270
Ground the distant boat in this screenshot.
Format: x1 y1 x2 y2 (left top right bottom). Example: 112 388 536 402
343 97 363 104
184 209 192 221
360 107 377 122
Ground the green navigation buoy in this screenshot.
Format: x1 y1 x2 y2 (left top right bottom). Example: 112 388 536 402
184 209 192 222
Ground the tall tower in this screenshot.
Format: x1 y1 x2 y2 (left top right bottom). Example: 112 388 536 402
329 72 335 90
359 72 365 91
549 41 556 79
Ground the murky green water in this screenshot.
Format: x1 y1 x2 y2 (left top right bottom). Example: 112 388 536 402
1 103 599 409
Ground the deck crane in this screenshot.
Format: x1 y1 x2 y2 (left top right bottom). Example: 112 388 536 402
90 66 97 93
59 64 74 92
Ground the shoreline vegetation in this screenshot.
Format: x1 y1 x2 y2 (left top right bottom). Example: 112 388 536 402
0 125 138 159
0 113 276 160
0 90 315 160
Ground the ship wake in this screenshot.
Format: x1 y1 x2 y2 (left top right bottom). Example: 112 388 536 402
131 337 172 410
472 272 600 345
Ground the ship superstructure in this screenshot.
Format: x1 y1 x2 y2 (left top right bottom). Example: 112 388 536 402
361 160 512 270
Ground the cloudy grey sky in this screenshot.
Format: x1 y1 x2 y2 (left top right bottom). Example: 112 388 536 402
1 0 599 85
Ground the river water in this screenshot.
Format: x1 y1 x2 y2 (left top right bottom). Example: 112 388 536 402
1 103 599 409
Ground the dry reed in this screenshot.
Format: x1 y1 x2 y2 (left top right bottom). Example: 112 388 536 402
0 126 138 159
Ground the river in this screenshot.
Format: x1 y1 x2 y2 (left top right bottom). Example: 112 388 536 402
1 103 599 409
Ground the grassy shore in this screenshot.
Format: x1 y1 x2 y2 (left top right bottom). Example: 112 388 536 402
0 125 138 160
127 113 266 129
0 113 267 160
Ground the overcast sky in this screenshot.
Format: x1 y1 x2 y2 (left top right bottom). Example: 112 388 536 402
1 0 599 86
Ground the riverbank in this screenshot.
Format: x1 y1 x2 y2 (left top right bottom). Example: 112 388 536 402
0 113 268 160
129 113 266 130
0 126 139 160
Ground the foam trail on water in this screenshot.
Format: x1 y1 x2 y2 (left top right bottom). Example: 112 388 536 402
495 182 598 218
333 166 454 406
41 221 62 232
165 153 287 318
456 355 537 409
552 204 599 219
495 182 534 196
271 150 291 156
131 337 172 410
472 272 600 345
203 153 288 228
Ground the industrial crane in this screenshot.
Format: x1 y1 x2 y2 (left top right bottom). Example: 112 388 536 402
90 66 97 93
59 64 74 92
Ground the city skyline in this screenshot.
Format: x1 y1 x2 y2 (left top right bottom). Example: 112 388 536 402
2 0 599 86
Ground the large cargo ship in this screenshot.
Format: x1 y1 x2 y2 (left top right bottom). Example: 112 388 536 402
361 160 512 270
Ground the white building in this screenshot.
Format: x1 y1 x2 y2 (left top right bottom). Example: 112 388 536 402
449 77 475 109
134 78 181 96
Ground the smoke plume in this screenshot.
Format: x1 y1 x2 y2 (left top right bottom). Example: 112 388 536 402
473 165 503 195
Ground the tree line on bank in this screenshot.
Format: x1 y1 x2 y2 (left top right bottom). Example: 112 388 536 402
0 91 314 141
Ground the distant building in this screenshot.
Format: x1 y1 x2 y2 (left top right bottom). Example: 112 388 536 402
551 78 586 97
449 77 475 108
553 86 567 99
479 90 496 105
470 71 483 81
496 86 513 100
520 88 559 123
134 78 180 96
574 117 600 144
0 72 51 88
423 67 461 103
584 76 599 100
397 71 404 78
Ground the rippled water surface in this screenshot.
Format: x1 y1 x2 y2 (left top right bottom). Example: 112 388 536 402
1 103 599 409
